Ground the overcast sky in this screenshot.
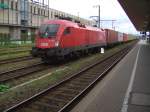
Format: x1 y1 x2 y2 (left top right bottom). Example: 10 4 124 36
38 0 138 34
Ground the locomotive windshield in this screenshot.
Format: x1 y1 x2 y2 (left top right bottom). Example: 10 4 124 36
39 24 59 38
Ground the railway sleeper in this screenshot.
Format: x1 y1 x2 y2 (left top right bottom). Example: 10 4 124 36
68 81 90 87
30 101 57 112
43 97 68 105
51 93 74 101
58 87 82 93
63 84 86 90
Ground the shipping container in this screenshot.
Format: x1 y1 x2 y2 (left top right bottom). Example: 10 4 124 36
123 33 128 42
118 32 123 42
105 29 118 45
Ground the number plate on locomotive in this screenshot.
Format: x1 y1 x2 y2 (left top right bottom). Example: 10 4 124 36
40 43 48 47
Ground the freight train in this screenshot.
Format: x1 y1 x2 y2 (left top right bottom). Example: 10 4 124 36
31 20 135 63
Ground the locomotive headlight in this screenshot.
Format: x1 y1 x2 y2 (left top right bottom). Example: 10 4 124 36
55 41 59 47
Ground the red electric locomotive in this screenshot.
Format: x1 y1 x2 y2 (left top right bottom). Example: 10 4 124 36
31 20 106 62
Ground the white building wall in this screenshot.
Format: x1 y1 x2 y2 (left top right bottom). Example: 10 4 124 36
10 28 20 40
0 26 9 33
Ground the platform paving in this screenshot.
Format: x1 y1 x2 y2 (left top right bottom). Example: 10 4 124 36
71 40 150 112
127 40 150 112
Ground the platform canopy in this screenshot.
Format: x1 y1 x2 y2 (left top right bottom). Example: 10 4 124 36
118 0 150 31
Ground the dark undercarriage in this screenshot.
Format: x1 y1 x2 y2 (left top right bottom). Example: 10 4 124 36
31 44 106 63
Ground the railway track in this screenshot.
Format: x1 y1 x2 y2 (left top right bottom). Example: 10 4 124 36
0 62 49 83
0 49 31 56
0 56 35 65
3 43 135 112
0 46 32 52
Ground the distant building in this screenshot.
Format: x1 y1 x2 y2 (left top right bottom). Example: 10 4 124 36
0 0 95 40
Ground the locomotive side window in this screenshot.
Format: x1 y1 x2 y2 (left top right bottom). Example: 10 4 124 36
39 24 59 38
63 27 71 35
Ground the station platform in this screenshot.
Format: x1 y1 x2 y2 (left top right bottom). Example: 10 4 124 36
71 40 150 112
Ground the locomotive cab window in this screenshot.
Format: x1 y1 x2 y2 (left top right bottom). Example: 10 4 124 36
39 24 60 38
63 27 71 35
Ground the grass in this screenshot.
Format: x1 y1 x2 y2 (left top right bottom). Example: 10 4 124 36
0 84 10 92
0 49 31 56
0 43 33 49
0 43 32 55
0 45 32 60
0 52 30 61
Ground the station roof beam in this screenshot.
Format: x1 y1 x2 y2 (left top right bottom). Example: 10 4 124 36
118 0 150 31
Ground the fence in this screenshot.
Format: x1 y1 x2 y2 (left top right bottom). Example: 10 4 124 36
0 33 35 47
0 33 10 46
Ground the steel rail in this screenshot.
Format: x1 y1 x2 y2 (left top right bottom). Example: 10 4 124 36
0 56 35 65
0 62 45 83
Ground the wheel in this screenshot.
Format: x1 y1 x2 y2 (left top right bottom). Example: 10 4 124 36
41 57 53 64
